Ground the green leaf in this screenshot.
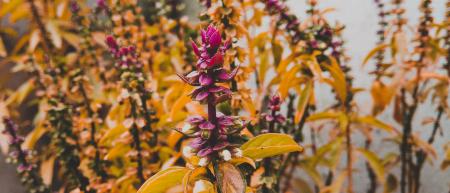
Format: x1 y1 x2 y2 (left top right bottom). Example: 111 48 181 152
357 148 385 184
241 133 303 160
137 167 190 193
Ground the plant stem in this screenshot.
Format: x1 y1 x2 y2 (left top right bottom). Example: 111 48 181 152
129 98 145 183
413 107 443 193
27 0 52 53
365 141 377 193
79 82 107 180
345 118 353 193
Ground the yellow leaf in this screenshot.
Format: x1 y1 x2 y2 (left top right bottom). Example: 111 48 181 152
99 124 127 146
362 44 389 66
170 88 191 121
354 116 395 133
0 37 6 57
6 79 34 105
306 111 340 122
320 171 347 193
8 4 29 23
276 53 295 74
241 133 303 160
0 102 10 154
294 81 312 124
356 148 385 184
278 65 300 99
46 20 62 49
104 144 130 160
217 162 246 193
61 32 80 50
371 81 395 115
0 0 24 17
40 157 55 185
28 30 41 52
323 58 347 103
23 125 47 149
137 167 190 193
229 157 256 168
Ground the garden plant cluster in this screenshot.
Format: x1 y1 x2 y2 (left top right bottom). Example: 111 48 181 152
0 0 448 193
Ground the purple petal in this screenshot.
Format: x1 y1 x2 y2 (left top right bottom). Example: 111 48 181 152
276 115 286 123
201 30 207 43
197 148 214 157
190 138 207 149
191 40 201 57
209 31 222 49
265 115 274 122
199 73 213 86
218 116 234 126
187 116 205 124
218 64 240 81
199 121 215 130
198 60 209 69
213 141 229 150
209 86 227 93
209 53 223 67
187 70 199 78
195 91 209 101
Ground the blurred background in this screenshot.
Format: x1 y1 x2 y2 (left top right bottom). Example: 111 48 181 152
0 0 448 192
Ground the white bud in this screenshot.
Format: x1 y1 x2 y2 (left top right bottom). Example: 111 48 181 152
182 146 194 158
193 180 208 193
234 148 243 157
220 149 232 161
198 157 209 167
181 123 192 133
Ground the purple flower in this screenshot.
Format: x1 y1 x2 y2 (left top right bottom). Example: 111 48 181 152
96 0 108 10
183 30 237 102
264 95 286 124
17 164 33 173
70 0 80 13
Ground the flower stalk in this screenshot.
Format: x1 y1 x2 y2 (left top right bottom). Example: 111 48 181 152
2 117 50 193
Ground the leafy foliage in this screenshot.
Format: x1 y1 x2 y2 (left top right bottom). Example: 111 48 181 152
0 0 448 193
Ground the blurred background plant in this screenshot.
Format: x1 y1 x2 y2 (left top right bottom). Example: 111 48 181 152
0 0 448 193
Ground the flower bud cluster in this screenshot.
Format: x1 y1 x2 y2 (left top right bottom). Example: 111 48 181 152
106 35 141 67
179 25 244 166
263 95 286 124
2 118 50 193
264 0 343 58
180 114 244 159
179 25 238 104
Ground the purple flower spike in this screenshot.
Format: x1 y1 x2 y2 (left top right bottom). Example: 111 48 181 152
179 25 246 163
